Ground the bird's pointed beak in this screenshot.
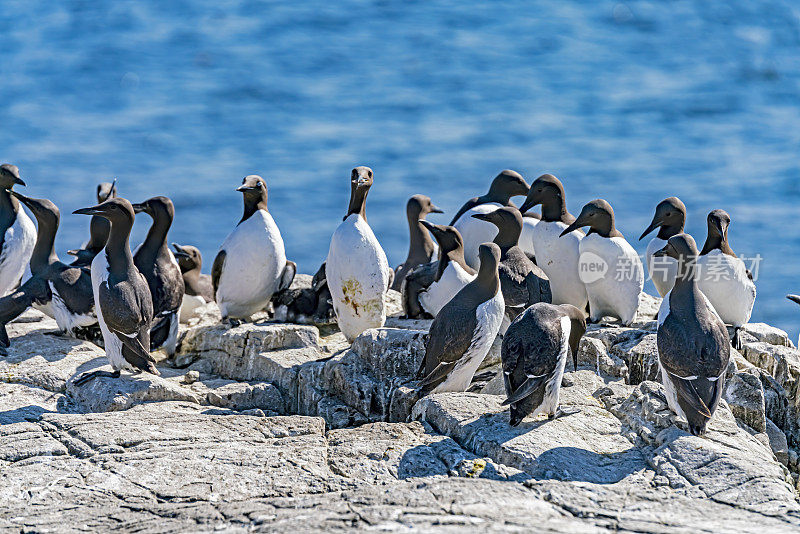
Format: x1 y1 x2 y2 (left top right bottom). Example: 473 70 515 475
73 204 106 216
471 212 492 222
9 190 33 208
429 204 444 214
236 184 257 192
171 243 190 259
131 202 146 214
67 249 80 256
788 295 800 306
14 177 25 187
559 219 582 238
639 215 661 241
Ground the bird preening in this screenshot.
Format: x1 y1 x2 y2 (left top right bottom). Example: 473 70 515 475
0 163 764 436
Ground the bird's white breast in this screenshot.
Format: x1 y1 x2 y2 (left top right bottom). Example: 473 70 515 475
90 252 126 370
645 237 679 298
452 203 501 270
580 234 644 325
419 261 476 317
0 209 36 297
531 220 587 308
696 250 756 326
326 214 390 341
216 209 287 318
517 217 539 258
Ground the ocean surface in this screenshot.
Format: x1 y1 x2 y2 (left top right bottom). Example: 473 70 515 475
2 1 800 337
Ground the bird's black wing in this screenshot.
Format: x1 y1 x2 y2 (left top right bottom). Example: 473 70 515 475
403 261 437 318
99 277 158 375
211 250 226 298
51 265 95 315
0 276 51 347
419 298 479 393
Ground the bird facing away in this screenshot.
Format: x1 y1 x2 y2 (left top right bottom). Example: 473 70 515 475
519 174 588 310
212 175 295 323
0 164 35 297
696 209 756 350
403 221 476 319
73 198 159 385
471 206 551 325
639 197 686 298
560 199 643 325
655 233 730 436
501 303 586 426
68 180 117 267
132 196 185 356
326 166 391 342
391 194 443 291
419 242 505 395
172 244 213 302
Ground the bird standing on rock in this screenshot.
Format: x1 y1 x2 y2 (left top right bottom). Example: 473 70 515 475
172 244 214 323
326 166 391 342
132 196 184 356
655 233 730 436
639 197 687 297
212 175 295 324
560 199 643 325
391 194 443 291
68 180 117 267
501 302 586 426
0 164 35 297
73 198 159 385
471 206 551 326
520 174 588 310
403 222 476 319
451 170 534 269
418 242 505 395
696 209 756 350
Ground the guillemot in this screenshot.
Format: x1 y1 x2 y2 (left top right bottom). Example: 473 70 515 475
132 196 184 355
501 303 586 426
696 209 756 350
212 175 295 323
391 195 442 291
0 164 35 297
560 199 643 325
451 170 531 268
639 197 687 297
403 221 476 319
73 198 159 385
172 244 212 323
419 242 505 395
655 233 730 436
68 180 117 268
519 174 588 310
326 166 391 342
472 206 551 325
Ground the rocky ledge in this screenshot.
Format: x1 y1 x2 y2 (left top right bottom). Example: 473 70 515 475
1 283 800 532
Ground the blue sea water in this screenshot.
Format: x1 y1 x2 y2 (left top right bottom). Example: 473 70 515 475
2 1 800 337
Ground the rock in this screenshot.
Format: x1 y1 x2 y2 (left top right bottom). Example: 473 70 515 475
480 370 505 395
742 342 800 407
743 323 794 348
183 370 199 384
724 370 767 432
385 288 403 317
577 335 629 378
610 332 659 384
766 418 790 466
205 380 284 413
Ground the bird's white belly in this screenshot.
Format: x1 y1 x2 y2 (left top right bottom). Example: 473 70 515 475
327 214 390 342
696 250 755 327
432 290 505 393
33 282 96 333
452 203 501 269
179 294 207 323
90 253 127 371
518 217 538 258
531 221 587 308
0 210 36 297
216 210 287 319
646 237 679 298
419 262 476 317
580 234 644 325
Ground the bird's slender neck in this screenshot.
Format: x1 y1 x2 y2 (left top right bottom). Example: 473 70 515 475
30 219 58 273
493 224 521 252
141 214 171 257
657 220 684 240
347 186 369 221
700 232 734 256
0 189 18 218
541 195 568 222
241 195 268 224
408 218 435 262
435 245 473 281
106 221 135 276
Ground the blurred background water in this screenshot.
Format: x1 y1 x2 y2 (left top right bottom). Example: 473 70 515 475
2 1 800 337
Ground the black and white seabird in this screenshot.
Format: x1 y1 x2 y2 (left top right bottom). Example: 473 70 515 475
472 206 551 325
390 195 443 291
519 174 588 310
560 199 643 325
212 175 295 323
272 261 335 325
172 244 214 322
696 209 756 350
418 242 505 395
639 197 687 297
501 303 586 426
655 233 730 436
450 170 534 269
68 180 117 268
0 164 35 297
8 192 97 335
131 196 185 355
72 198 159 384
326 166 392 342
402 222 476 319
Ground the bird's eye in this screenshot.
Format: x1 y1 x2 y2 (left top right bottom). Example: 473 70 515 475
368 170 373 178
257 182 263 188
